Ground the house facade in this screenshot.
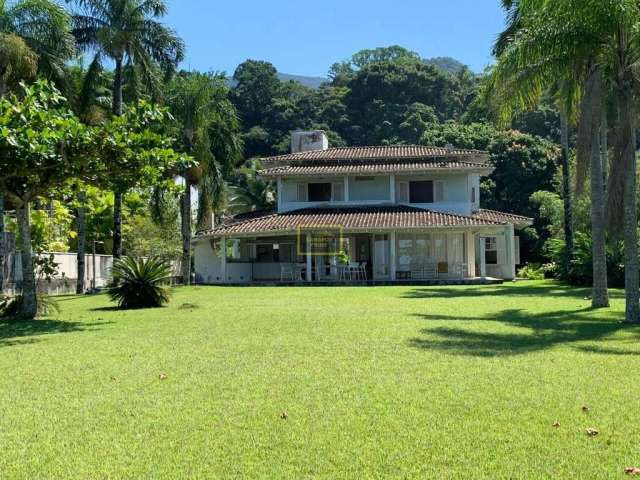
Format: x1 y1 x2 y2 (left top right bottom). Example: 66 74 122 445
193 131 532 284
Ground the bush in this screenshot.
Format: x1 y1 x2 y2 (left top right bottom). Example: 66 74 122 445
546 232 626 288
0 294 60 319
517 264 546 280
107 256 172 309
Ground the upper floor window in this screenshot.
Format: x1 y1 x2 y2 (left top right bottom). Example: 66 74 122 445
296 182 344 202
399 180 445 204
308 183 332 202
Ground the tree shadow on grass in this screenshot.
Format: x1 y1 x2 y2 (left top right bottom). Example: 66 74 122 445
407 307 639 357
402 282 625 300
0 318 112 348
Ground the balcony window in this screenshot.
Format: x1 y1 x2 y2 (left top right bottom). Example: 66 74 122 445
409 180 434 203
308 183 332 202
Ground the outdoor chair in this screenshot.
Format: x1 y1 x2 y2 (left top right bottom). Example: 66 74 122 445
280 264 296 282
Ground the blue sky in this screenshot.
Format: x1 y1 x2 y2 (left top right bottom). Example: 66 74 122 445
164 0 506 77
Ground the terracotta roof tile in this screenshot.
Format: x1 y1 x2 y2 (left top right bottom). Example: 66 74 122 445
260 160 492 178
196 206 505 237
262 145 488 164
472 209 533 226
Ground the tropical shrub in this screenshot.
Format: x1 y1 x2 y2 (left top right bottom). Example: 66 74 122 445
517 264 546 280
546 233 626 288
107 257 172 309
0 294 59 319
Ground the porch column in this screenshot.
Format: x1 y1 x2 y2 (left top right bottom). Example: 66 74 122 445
389 231 397 281
220 236 227 283
344 176 350 202
479 235 486 278
277 177 283 211
306 232 313 283
389 174 396 203
504 224 516 280
465 231 476 277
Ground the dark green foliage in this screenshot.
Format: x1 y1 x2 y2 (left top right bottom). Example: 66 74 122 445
420 122 560 218
546 233 626 288
107 256 172 309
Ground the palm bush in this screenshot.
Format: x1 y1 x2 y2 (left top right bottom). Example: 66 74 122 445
107 257 172 309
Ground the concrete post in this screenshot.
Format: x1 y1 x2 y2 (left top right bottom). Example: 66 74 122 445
220 236 227 283
389 231 397 281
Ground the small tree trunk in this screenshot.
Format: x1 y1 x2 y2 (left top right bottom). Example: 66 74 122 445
585 68 609 308
559 110 574 265
16 202 37 319
113 56 124 117
111 56 124 259
76 191 87 294
0 196 5 294
112 191 123 258
181 180 192 285
619 83 639 323
601 110 609 202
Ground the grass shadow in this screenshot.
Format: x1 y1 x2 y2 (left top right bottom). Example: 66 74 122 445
402 282 625 300
407 306 638 357
0 318 112 348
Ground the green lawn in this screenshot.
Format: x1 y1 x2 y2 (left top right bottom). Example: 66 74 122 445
2 281 640 479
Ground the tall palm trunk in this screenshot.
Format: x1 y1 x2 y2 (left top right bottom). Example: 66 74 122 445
559 110 574 265
619 82 639 323
583 67 609 308
181 179 192 285
76 191 86 294
111 56 124 258
16 202 36 318
0 196 5 294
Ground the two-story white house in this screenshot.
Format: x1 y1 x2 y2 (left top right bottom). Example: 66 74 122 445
193 131 532 284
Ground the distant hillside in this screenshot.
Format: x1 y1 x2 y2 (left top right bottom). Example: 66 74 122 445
227 57 470 90
277 73 326 88
424 57 468 75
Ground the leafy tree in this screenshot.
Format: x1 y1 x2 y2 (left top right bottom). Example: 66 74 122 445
228 159 276 214
67 0 185 257
0 81 93 318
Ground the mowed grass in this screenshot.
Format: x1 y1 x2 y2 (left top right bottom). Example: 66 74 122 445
1 281 640 479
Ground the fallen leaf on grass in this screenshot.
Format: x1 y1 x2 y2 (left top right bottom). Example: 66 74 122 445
582 405 589 412
552 420 560 427
624 467 640 475
159 373 168 380
280 411 288 420
586 428 599 437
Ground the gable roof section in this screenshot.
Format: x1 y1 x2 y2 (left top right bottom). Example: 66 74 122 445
262 145 488 164
259 145 492 178
472 209 533 227
260 160 492 178
196 205 505 238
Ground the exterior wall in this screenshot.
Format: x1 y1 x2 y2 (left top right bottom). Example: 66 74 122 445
279 172 478 215
476 226 516 280
348 176 390 201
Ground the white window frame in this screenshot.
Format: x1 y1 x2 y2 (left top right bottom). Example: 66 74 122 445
485 236 498 265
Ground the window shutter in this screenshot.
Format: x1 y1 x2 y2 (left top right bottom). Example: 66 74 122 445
332 182 344 201
435 181 445 202
398 182 409 203
297 183 307 202
514 236 520 265
496 235 507 265
471 187 476 203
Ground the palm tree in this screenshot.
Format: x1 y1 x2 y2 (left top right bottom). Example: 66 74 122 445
0 0 75 94
489 0 615 309
166 72 243 284
66 0 184 258
228 159 276 215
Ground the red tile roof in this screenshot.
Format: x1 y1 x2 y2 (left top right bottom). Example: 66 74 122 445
196 206 506 237
262 145 488 164
472 209 533 226
260 160 492 178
